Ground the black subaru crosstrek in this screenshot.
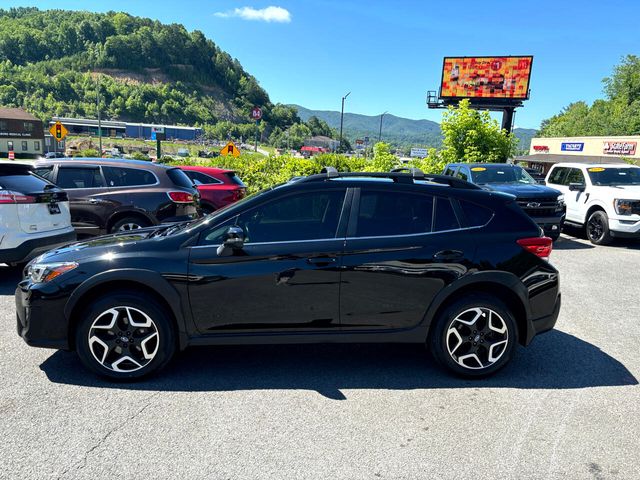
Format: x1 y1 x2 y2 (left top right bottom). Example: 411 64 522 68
16 168 561 380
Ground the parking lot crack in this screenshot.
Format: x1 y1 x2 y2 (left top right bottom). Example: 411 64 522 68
56 392 160 479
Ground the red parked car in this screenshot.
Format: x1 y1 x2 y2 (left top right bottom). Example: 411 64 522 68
179 166 247 214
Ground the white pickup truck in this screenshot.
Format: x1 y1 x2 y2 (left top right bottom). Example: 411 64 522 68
545 162 640 245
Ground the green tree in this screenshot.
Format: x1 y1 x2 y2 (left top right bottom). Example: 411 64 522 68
440 99 516 163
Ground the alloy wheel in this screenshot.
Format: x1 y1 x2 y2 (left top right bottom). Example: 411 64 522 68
117 222 142 232
587 216 604 242
446 307 509 370
87 306 160 373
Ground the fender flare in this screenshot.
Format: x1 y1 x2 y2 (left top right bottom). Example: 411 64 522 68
64 268 189 349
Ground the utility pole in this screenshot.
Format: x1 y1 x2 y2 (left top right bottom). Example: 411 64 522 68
378 111 388 143
96 73 102 155
339 91 350 153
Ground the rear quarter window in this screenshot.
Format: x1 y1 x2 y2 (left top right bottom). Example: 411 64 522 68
459 199 494 227
166 168 195 189
0 172 52 193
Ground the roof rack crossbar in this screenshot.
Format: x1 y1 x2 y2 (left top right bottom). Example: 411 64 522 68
298 170 481 189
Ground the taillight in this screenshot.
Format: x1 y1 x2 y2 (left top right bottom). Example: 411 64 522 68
167 191 194 203
517 236 553 260
0 190 36 204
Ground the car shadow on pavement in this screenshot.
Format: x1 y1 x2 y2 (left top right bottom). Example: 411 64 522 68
0 265 21 295
40 330 637 399
553 236 595 250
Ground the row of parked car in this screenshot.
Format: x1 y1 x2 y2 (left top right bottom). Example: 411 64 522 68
0 158 246 265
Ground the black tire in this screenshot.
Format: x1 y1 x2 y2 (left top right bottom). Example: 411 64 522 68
429 295 517 378
200 203 215 215
75 291 176 380
110 216 151 233
586 210 613 245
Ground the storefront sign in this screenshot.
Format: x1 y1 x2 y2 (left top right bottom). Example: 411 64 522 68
532 145 549 152
603 141 637 155
561 142 584 152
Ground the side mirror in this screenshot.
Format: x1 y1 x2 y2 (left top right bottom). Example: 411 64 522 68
568 182 586 192
216 226 245 256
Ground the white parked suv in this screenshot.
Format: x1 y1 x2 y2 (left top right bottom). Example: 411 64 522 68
1 163 76 265
545 162 640 245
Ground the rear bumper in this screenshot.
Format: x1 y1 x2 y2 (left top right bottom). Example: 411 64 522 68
0 230 76 264
525 292 561 345
16 280 71 350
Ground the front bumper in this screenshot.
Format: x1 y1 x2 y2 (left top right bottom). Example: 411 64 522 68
608 217 640 238
15 280 71 350
532 214 565 234
0 230 76 264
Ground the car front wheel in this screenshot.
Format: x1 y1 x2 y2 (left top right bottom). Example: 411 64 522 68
430 295 517 377
586 210 613 245
75 292 176 380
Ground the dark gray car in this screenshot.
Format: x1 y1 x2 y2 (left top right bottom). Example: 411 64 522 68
33 158 200 235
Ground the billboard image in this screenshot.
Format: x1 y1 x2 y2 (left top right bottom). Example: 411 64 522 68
440 56 533 99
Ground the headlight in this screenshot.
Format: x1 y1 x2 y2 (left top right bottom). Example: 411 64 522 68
27 262 78 283
557 194 565 204
614 199 638 215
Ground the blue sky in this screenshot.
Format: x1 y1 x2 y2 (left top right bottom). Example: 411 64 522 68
4 0 639 128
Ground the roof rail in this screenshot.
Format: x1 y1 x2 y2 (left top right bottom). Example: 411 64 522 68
298 169 481 189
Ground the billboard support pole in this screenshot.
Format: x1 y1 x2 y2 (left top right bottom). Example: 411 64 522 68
501 107 515 135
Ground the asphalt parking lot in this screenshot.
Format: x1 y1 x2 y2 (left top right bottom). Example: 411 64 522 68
1 233 639 480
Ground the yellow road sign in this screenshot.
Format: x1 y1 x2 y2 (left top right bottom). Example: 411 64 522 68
49 121 68 142
220 141 240 157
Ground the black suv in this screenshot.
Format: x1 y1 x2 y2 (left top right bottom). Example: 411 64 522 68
33 158 200 235
16 168 561 380
444 163 566 240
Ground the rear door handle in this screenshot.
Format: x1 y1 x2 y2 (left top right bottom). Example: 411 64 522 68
89 198 100 204
433 250 464 261
306 257 337 265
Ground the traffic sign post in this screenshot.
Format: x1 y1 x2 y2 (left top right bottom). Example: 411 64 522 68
220 141 240 158
251 107 262 152
49 121 68 143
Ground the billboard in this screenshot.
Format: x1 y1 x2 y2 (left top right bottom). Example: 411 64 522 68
440 56 533 100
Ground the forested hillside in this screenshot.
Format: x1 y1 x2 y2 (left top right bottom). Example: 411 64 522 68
539 55 640 137
0 7 295 128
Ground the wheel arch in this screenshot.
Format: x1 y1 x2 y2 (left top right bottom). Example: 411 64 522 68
64 269 189 351
106 209 156 233
424 273 530 346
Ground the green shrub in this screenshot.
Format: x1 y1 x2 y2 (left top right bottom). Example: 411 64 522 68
75 148 100 157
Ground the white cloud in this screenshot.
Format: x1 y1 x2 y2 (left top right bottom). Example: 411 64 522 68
214 6 291 23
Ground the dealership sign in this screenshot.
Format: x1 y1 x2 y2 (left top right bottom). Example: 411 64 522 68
561 142 584 152
603 141 637 155
532 145 549 152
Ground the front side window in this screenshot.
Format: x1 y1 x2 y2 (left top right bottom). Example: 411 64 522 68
355 190 433 237
103 166 157 187
203 190 346 244
566 168 586 185
56 167 106 189
456 167 469 181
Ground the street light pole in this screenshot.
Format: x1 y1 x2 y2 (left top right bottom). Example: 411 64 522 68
339 91 350 153
378 111 388 143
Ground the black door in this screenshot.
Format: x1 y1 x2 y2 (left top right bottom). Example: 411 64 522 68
188 187 350 333
340 188 474 330
54 165 112 235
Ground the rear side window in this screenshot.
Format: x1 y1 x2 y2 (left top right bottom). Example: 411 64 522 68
356 190 433 237
433 197 460 231
0 173 51 193
226 172 246 187
103 167 157 187
548 167 569 185
33 166 54 181
56 167 105 189
183 170 222 186
166 168 195 189
460 200 494 227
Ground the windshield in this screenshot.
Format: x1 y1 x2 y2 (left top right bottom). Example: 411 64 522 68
587 167 640 186
469 166 536 185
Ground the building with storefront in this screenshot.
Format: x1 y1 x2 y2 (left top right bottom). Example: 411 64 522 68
48 118 202 141
0 108 44 158
515 135 640 174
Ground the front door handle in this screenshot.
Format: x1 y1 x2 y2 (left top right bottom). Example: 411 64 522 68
433 250 464 261
307 256 337 266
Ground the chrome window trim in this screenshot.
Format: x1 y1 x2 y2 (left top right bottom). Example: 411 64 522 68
189 224 484 249
56 165 160 190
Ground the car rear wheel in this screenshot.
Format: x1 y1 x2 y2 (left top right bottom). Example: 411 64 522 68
75 292 176 380
429 295 517 377
111 216 151 233
586 210 613 245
